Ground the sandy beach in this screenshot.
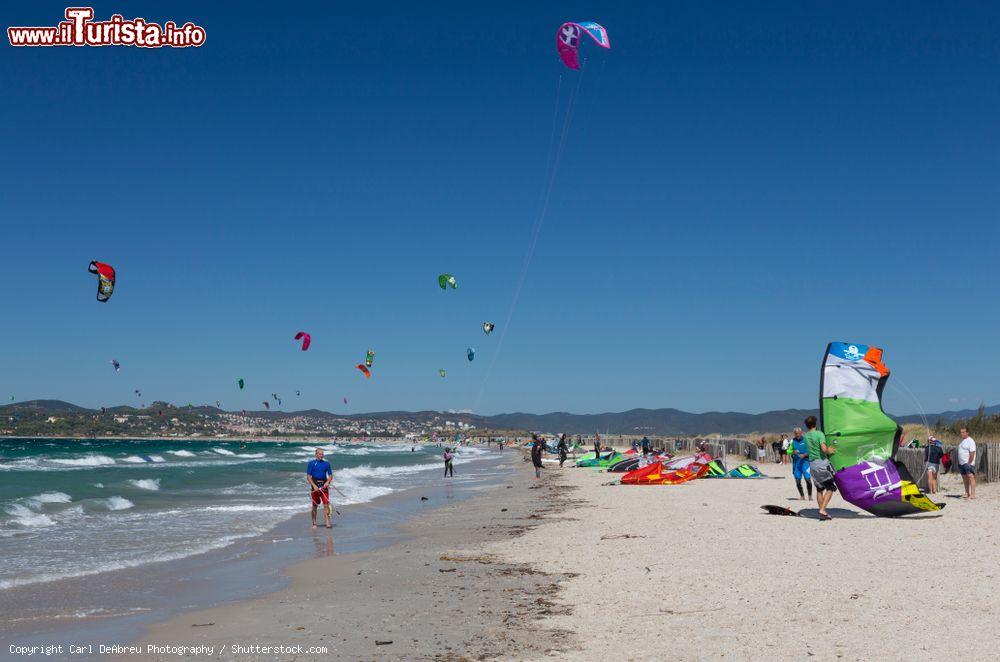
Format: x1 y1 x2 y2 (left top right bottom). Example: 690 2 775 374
132 448 995 661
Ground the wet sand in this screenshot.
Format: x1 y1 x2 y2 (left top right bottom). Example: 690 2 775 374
137 451 579 661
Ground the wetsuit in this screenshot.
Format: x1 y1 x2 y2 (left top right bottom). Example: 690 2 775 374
790 437 812 498
443 451 454 477
557 438 568 467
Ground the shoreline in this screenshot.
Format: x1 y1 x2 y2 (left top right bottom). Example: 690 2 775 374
3 449 513 654
135 450 579 661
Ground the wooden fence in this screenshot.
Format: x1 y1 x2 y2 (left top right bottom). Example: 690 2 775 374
565 436 1000 485
896 442 998 488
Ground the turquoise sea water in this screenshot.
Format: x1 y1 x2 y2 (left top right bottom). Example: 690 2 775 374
0 438 489 590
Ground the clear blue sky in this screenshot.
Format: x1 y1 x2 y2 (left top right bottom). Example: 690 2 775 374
2 1 998 416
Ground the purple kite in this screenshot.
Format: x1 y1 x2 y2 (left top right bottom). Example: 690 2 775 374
294 332 311 351
556 22 610 70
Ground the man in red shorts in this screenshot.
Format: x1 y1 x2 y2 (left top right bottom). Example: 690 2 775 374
306 448 333 528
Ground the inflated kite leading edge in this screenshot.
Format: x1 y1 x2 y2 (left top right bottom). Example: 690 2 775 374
820 342 943 517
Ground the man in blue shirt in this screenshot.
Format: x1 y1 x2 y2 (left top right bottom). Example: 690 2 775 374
307 448 333 529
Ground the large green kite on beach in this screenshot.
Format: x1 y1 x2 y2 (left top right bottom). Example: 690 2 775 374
820 342 942 517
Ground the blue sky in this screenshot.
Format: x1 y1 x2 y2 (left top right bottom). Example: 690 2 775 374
2 1 998 416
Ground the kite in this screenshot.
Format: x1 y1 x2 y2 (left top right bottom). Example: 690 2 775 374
483 322 494 335
343 397 348 404
134 389 142 398
356 364 371 379
237 378 245 390
467 347 475 362
296 390 301 396
556 22 610 70
437 274 457 290
215 400 220 408
110 359 120 373
620 460 709 485
439 369 446 378
88 260 116 302
365 349 375 368
262 401 270 409
294 332 311 351
241 409 247 416
820 342 943 517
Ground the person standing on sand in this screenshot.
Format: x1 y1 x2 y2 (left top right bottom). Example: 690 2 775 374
640 436 651 457
443 447 455 477
756 437 767 463
557 434 568 467
306 448 333 529
923 436 944 494
790 428 812 501
958 427 976 499
594 434 601 460
531 434 544 479
780 435 790 464
804 416 837 520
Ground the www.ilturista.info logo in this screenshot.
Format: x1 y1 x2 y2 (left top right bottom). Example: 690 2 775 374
8 7 206 48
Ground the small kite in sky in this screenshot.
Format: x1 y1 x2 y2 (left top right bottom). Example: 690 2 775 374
556 22 610 70
294 332 311 351
88 260 116 302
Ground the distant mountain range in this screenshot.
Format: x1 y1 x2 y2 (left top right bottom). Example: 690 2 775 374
3 400 997 435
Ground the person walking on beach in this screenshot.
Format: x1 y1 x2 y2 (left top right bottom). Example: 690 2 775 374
804 416 837 520
307 448 333 529
923 436 944 494
443 447 455 477
640 436 651 457
958 427 976 499
557 434 569 467
531 434 544 479
790 428 812 501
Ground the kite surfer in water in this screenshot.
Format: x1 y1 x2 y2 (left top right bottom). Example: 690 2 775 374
443 447 454 478
307 448 333 529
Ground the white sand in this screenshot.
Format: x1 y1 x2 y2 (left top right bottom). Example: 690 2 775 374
484 457 997 661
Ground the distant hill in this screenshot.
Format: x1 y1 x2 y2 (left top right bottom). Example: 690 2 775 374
3 399 994 435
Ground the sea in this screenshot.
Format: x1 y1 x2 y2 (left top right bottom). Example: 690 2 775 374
0 438 498 598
